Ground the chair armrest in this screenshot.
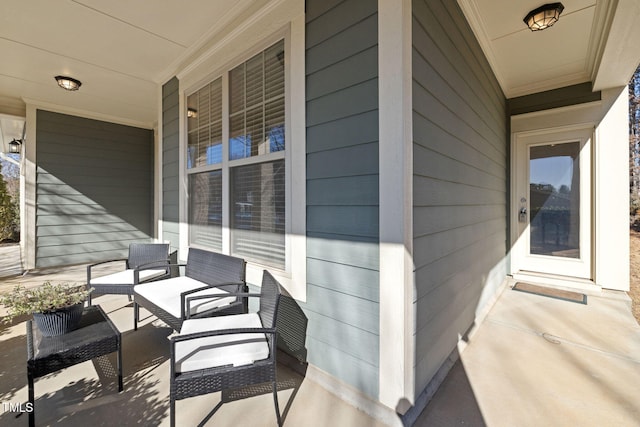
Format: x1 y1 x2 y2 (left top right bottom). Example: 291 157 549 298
132 261 172 284
170 327 277 366
129 262 187 287
180 283 247 319
133 262 186 277
171 327 276 343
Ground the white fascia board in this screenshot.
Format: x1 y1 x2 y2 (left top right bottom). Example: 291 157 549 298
592 0 640 91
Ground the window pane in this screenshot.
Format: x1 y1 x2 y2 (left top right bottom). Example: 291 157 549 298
529 142 580 258
245 53 263 108
265 42 284 101
228 40 285 161
231 160 285 268
265 97 285 153
187 78 222 168
229 65 245 115
229 112 247 161
189 171 222 250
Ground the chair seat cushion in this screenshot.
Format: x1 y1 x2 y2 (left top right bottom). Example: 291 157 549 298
175 313 268 373
89 269 167 285
134 277 237 318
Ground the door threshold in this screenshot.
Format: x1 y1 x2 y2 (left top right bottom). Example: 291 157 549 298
511 272 602 296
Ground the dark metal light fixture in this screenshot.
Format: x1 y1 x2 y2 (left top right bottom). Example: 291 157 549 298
187 108 198 118
55 75 82 91
8 139 22 154
524 3 564 31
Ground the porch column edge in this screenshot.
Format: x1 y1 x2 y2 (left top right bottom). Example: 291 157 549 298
378 0 415 412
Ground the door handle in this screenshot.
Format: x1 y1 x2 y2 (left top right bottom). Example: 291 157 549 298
519 207 527 222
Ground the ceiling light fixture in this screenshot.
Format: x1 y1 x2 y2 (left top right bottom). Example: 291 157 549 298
187 108 198 118
524 3 564 31
55 75 82 91
8 139 22 154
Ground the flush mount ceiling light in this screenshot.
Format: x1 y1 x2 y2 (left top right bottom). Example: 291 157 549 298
524 3 565 31
8 139 22 154
55 75 82 91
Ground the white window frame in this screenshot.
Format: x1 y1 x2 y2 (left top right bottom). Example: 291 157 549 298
178 20 306 301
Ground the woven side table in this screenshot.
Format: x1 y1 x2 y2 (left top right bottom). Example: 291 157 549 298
26 305 123 427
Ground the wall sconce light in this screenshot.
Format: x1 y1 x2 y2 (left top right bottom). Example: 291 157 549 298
55 75 82 91
524 3 564 31
187 108 198 118
8 139 22 154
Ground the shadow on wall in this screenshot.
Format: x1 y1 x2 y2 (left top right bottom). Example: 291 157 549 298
34 110 154 266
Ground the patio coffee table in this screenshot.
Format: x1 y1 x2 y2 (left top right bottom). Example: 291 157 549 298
26 305 123 427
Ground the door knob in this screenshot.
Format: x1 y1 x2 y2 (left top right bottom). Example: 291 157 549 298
519 207 527 222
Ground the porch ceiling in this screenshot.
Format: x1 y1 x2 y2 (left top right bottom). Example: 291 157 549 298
0 0 257 128
458 0 640 98
0 0 638 133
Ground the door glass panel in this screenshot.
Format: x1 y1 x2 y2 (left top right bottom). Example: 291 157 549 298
529 142 580 258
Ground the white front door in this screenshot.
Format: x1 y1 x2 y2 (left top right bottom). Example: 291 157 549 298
512 126 592 279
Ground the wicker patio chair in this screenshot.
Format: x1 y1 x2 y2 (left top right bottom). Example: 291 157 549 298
169 270 283 427
87 243 170 328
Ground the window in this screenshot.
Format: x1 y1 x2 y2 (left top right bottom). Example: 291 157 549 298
186 40 286 269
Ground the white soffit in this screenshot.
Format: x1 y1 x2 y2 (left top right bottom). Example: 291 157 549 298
0 0 259 127
458 0 600 98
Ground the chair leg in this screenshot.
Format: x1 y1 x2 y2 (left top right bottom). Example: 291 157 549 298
273 381 282 426
134 302 138 331
170 396 175 427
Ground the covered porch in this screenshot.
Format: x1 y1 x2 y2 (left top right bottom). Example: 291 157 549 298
1 0 640 425
1 246 639 426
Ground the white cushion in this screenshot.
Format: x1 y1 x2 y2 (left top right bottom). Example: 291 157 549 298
134 276 236 318
175 313 269 373
89 268 166 285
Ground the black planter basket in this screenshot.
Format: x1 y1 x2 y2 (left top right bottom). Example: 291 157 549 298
32 303 84 337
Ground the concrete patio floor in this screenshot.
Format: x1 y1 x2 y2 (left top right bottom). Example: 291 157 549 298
1 243 640 426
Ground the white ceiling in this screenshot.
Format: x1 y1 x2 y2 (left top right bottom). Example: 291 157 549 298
0 0 257 128
0 0 638 145
459 0 640 98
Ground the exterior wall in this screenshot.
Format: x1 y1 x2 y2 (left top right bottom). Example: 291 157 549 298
304 0 380 398
411 0 508 396
35 110 154 267
162 77 180 252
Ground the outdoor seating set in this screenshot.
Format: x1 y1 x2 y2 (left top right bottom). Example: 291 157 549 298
84 243 284 426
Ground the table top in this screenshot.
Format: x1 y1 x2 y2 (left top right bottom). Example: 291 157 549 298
27 305 120 362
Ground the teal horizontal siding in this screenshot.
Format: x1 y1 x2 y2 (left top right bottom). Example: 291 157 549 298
306 175 379 205
306 12 377 74
412 0 508 396
305 0 380 399
307 142 378 179
162 77 180 251
35 110 153 268
306 110 378 153
306 79 378 127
